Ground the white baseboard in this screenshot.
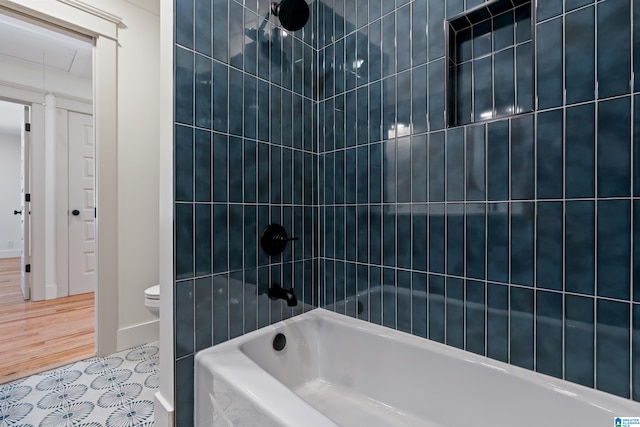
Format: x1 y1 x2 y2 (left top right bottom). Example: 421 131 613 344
154 391 174 427
45 283 57 300
117 319 159 351
0 249 20 259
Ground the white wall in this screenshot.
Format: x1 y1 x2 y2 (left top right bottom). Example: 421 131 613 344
83 0 161 350
0 131 22 258
0 56 92 101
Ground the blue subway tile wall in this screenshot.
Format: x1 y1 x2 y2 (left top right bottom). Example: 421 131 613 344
175 0 640 421
173 0 318 424
317 0 640 403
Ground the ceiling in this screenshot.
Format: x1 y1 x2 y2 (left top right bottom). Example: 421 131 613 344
0 13 93 81
0 13 93 135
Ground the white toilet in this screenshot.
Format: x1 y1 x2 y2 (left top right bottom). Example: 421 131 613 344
144 285 160 317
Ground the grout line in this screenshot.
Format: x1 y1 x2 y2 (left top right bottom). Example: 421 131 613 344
367 135 372 322
593 7 599 384
484 123 489 357
630 87 635 399
629 0 635 399
562 98 567 382
443 130 448 344
532 97 538 374
462 128 468 351
593 6 599 388
507 116 512 365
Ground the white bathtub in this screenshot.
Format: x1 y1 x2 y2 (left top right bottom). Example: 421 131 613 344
195 308 640 427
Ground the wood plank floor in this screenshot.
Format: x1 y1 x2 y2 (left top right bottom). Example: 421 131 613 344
0 257 95 384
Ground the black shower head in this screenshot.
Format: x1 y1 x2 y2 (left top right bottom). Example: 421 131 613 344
271 0 310 32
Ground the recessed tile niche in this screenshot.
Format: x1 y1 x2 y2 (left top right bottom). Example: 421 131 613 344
447 0 534 127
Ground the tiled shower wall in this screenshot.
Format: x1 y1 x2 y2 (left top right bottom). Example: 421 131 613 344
318 0 640 403
173 0 319 424
174 0 640 423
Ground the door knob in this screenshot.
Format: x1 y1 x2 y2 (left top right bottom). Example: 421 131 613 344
72 210 80 216
13 210 22 215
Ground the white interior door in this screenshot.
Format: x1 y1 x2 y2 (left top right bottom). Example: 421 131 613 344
68 111 95 295
20 106 31 300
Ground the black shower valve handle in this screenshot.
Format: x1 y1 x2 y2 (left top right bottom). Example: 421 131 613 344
261 224 298 256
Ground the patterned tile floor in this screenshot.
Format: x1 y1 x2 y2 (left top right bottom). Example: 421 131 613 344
0 342 159 426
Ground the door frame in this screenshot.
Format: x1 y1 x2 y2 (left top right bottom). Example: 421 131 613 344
0 0 120 357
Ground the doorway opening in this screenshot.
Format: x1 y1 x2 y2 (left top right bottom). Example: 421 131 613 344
0 10 96 382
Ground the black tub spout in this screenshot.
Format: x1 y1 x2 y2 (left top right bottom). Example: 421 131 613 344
268 284 298 307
